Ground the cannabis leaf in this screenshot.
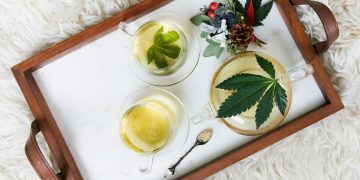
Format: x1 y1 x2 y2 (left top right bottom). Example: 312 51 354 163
216 73 271 91
146 26 181 69
256 54 275 78
216 53 288 129
252 0 262 12
255 84 274 129
253 0 273 26
234 0 273 27
234 0 244 13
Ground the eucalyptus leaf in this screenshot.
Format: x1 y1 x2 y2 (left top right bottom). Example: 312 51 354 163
206 38 221 45
203 43 223 58
215 7 226 15
200 31 209 38
190 15 212 26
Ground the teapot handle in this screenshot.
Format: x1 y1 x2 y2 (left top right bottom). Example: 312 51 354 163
290 0 339 55
191 102 216 124
287 63 314 82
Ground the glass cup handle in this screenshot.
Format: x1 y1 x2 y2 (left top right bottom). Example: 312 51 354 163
139 154 154 173
191 101 216 124
287 64 314 82
118 22 136 36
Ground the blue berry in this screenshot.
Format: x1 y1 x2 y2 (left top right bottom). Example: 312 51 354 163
224 12 237 29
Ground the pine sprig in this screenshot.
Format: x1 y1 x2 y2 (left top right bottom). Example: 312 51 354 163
216 53 288 129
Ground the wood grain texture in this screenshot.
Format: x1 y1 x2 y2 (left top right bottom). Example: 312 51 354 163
11 0 343 179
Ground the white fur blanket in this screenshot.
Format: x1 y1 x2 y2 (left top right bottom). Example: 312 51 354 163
0 0 359 179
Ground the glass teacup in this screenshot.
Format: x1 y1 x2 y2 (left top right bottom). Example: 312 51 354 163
118 87 189 172
192 51 314 135
118 13 200 86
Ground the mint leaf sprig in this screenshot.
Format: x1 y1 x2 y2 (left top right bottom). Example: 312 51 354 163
146 26 181 69
216 54 287 129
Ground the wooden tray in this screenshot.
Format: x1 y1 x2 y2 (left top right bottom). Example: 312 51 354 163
12 0 342 179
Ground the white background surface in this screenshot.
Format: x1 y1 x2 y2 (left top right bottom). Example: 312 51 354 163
32 0 326 179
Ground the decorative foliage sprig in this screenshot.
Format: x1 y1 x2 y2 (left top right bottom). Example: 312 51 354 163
216 54 287 129
190 0 273 58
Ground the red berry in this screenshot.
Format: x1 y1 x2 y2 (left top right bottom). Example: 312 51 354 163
209 2 219 11
207 10 216 19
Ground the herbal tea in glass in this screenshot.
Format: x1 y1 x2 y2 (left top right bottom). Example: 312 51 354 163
118 88 190 173
132 21 187 75
119 89 184 154
120 100 171 153
210 52 292 135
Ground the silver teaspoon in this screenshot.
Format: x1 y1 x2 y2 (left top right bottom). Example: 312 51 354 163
164 129 213 177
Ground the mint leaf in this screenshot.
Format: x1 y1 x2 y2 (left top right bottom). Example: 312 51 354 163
274 82 287 115
146 26 181 69
254 1 273 27
157 45 180 59
256 54 275 78
255 84 275 129
153 50 168 69
203 43 223 58
190 15 212 26
156 30 179 45
154 26 164 41
216 73 272 90
147 46 155 64
217 84 269 118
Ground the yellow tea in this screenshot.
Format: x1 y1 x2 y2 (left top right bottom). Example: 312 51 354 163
120 101 171 153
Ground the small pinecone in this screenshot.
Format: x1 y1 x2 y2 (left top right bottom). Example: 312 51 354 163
229 24 254 47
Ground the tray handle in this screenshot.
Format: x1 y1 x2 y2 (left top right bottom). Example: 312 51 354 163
290 0 339 54
25 120 63 180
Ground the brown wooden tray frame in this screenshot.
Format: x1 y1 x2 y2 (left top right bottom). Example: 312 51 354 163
12 0 343 179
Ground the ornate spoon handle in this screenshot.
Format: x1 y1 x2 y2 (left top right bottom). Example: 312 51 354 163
165 141 201 177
